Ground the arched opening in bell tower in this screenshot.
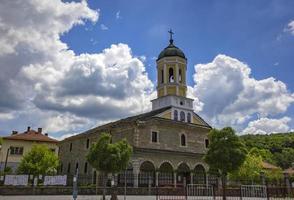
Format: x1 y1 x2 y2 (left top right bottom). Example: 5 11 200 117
169 68 174 83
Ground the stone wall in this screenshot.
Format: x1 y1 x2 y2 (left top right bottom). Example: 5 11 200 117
58 117 210 178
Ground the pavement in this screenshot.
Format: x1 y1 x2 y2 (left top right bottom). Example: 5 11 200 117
0 196 156 200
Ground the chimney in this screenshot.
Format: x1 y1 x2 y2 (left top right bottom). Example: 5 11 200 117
11 131 18 135
38 128 42 134
45 133 48 136
27 126 30 132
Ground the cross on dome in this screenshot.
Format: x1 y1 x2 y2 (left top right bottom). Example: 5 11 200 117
168 29 174 44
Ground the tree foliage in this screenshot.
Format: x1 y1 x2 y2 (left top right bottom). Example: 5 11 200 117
229 149 263 182
17 144 59 175
205 127 247 200
241 132 294 169
87 133 132 174
205 127 247 175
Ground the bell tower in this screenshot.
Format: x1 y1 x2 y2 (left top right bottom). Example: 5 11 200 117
156 29 187 98
151 30 194 118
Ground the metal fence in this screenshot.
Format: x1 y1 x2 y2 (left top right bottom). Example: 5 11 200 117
0 173 293 199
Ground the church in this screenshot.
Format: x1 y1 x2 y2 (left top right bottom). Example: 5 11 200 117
58 31 212 187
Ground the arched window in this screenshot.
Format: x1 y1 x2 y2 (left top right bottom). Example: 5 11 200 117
180 111 185 122
161 69 164 83
84 162 88 174
75 162 79 173
179 69 182 83
60 162 63 173
86 138 90 149
174 110 178 121
93 171 97 184
67 162 71 174
187 113 191 123
205 139 209 148
181 134 186 146
169 68 174 83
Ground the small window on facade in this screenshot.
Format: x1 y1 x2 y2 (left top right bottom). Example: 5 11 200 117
187 113 191 123
179 69 182 83
75 162 79 173
205 139 209 148
151 131 158 143
84 162 88 174
181 134 186 146
67 163 71 174
86 139 90 149
169 68 174 83
174 110 178 121
161 69 164 83
60 163 63 173
10 146 24 155
180 111 185 122
93 171 97 184
70 143 72 152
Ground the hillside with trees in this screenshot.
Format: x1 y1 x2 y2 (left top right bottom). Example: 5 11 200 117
240 132 294 169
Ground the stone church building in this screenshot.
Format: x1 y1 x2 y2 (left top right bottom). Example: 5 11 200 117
58 33 212 187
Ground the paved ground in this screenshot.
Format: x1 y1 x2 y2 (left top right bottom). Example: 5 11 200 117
0 196 293 200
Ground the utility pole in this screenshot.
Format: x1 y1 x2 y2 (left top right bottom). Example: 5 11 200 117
4 147 10 172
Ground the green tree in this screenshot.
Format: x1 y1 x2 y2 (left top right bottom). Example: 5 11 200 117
17 144 59 176
0 137 3 145
204 127 247 200
273 148 294 169
249 147 274 164
87 133 132 200
229 150 263 182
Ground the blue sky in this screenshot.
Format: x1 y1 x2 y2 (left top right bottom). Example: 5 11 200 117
0 0 294 139
64 0 294 86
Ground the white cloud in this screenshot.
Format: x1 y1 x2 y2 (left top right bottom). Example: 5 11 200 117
191 55 294 129
42 114 91 133
241 117 293 135
0 1 293 139
116 11 121 19
285 20 294 35
0 0 153 138
100 24 109 30
51 132 78 141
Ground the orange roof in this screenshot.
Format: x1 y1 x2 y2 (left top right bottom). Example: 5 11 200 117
3 130 58 143
284 168 294 175
262 161 279 170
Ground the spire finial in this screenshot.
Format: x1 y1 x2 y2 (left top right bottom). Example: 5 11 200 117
168 29 174 44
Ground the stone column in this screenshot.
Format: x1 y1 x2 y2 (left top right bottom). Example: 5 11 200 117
155 172 159 187
190 173 194 185
163 63 167 95
173 172 177 188
133 160 140 188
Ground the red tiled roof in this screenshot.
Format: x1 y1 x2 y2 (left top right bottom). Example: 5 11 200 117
284 168 294 175
262 161 279 170
3 130 58 143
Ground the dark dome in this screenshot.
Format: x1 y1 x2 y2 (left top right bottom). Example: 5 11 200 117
157 40 186 60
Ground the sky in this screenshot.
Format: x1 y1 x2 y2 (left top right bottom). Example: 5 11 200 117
0 0 294 140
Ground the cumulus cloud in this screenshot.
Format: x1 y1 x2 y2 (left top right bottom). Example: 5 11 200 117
285 20 294 35
0 0 98 112
116 11 121 19
0 0 153 136
100 24 109 30
241 117 293 135
191 55 294 129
